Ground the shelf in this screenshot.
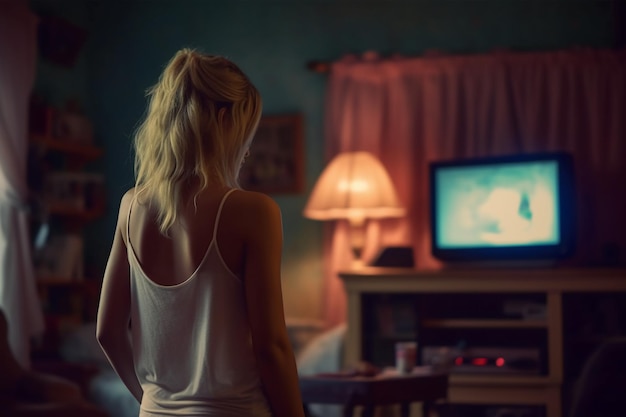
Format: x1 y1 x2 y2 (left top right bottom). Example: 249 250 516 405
28 106 104 360
367 333 417 340
48 204 105 220
37 278 100 290
37 278 87 286
31 134 103 160
342 268 626 417
422 319 548 329
450 374 557 386
43 312 83 322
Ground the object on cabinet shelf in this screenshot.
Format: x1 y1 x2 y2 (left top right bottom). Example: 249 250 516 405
34 233 84 281
31 137 103 166
54 110 94 145
370 296 417 338
30 101 96 146
371 246 415 268
421 345 542 375
502 299 547 320
43 171 105 212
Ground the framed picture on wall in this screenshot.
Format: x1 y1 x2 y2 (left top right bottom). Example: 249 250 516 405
239 113 305 194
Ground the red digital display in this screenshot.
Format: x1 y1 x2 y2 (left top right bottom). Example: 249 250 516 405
472 357 488 366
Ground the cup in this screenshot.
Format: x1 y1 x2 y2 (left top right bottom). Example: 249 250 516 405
395 341 417 374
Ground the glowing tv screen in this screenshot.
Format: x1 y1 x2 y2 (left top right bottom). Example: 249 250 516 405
430 152 576 263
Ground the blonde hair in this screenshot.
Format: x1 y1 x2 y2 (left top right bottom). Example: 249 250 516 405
133 48 263 235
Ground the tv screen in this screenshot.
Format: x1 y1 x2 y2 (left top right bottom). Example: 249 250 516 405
430 152 575 263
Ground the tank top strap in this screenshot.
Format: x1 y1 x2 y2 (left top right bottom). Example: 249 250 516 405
126 191 138 248
212 189 238 241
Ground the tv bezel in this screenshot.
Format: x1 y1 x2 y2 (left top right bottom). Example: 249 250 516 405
429 152 576 263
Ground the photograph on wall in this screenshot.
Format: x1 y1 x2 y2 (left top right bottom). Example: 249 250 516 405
239 113 304 194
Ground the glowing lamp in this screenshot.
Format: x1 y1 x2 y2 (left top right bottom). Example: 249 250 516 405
303 151 405 268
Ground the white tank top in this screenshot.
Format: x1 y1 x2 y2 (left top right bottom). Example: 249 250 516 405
126 189 272 417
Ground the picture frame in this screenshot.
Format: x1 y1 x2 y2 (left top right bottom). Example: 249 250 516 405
239 113 305 194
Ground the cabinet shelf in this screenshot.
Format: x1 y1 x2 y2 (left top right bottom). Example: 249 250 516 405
341 267 626 417
31 135 103 160
451 374 555 386
48 204 104 220
37 277 98 287
367 333 417 340
43 311 82 321
29 103 104 361
422 319 548 329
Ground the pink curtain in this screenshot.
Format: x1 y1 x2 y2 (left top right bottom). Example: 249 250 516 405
0 0 44 368
322 48 626 328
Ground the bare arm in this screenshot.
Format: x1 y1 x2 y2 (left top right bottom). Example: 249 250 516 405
95 191 143 403
242 193 305 417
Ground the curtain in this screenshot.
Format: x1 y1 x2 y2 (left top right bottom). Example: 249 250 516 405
0 0 44 368
322 48 626 328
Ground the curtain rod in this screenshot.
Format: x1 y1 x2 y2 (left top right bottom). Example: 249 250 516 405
307 44 626 74
306 50 447 73
307 60 331 73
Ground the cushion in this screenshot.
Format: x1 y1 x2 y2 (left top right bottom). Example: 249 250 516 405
59 322 111 371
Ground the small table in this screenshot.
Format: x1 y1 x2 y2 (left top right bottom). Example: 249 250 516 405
299 366 448 417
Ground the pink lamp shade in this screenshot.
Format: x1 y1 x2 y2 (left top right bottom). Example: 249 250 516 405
303 151 405 224
303 152 405 267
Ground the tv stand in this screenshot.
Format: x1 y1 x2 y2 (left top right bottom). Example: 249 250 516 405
440 259 561 270
339 267 626 417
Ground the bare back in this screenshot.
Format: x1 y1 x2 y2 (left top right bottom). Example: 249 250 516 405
125 186 245 286
99 184 304 417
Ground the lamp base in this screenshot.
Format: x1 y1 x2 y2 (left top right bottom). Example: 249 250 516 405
351 247 365 269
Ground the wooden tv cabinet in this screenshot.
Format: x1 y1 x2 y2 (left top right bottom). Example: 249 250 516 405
339 267 626 417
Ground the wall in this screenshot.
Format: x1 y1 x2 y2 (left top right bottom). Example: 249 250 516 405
29 0 615 322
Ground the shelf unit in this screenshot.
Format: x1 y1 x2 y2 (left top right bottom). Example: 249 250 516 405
28 109 105 359
421 319 548 329
31 134 103 160
339 267 626 417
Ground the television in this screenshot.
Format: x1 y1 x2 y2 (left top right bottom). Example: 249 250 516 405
429 152 576 265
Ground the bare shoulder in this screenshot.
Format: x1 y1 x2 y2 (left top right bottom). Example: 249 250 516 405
115 188 138 236
227 189 282 221
120 187 137 207
222 190 283 240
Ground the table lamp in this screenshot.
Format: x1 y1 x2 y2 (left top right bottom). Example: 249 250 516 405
303 151 405 268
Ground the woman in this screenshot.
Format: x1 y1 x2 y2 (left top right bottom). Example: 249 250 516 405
96 48 305 417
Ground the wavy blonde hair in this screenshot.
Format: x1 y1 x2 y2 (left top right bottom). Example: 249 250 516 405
133 49 262 235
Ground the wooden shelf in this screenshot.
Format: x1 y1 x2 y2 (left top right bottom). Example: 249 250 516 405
451 374 556 386
42 312 83 322
340 268 626 417
37 278 91 286
48 204 105 221
28 106 104 359
422 319 548 329
367 333 417 340
31 134 103 160
37 278 101 294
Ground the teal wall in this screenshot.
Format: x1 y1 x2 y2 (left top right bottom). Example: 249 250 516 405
30 0 614 320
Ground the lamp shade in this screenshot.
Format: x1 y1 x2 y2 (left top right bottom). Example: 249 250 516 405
303 151 405 223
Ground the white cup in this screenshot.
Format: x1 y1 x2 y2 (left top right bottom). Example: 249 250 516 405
395 341 417 374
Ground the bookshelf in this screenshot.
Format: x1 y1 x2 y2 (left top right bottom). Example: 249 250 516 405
28 104 105 359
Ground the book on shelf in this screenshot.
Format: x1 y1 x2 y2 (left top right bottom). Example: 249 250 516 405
35 233 84 281
44 171 105 212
